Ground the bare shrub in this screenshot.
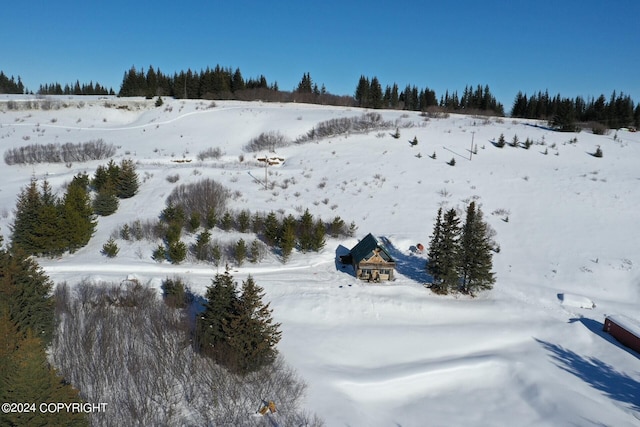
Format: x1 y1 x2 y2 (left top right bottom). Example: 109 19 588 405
166 174 180 183
4 139 116 165
166 178 230 222
295 112 394 143
197 147 223 161
244 131 289 152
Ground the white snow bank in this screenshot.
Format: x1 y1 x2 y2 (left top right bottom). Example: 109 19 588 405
557 293 595 309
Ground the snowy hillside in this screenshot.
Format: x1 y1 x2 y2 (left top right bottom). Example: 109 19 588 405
1 95 639 426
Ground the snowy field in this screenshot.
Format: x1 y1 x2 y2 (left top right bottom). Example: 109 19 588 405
1 95 639 426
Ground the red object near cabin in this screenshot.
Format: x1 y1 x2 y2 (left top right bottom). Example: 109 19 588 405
603 315 640 354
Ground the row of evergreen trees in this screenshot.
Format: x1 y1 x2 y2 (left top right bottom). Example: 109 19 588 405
0 236 87 426
426 202 496 295
511 90 640 131
154 201 353 265
37 80 115 96
0 71 25 93
118 65 276 99
355 77 505 115
11 176 96 256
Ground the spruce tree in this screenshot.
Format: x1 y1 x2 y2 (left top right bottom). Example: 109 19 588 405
426 208 461 293
220 211 233 231
459 202 495 294
93 183 119 216
116 158 139 198
62 174 96 252
298 209 314 252
223 275 281 374
0 250 55 342
194 229 211 261
10 178 43 255
280 214 297 263
263 211 280 247
234 238 247 266
311 218 326 251
197 270 238 363
101 238 119 257
1 329 87 427
34 180 64 256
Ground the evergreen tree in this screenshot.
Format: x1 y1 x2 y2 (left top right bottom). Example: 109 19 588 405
101 238 119 257
168 240 187 264
280 214 297 263
426 208 461 293
197 270 238 363
236 209 251 233
250 240 262 263
298 209 314 252
222 275 281 374
194 229 211 261
0 247 55 343
220 211 233 231
311 218 326 251
355 75 370 108
93 183 119 216
62 174 96 252
263 211 280 247
10 178 43 255
0 329 87 427
32 180 64 256
205 208 217 229
296 72 313 93
369 77 383 109
234 238 247 266
116 158 139 199
329 216 346 238
459 202 495 294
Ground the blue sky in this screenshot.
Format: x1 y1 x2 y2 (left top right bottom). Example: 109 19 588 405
3 0 639 109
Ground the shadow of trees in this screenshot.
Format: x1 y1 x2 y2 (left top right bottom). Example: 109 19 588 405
536 338 640 412
379 237 431 283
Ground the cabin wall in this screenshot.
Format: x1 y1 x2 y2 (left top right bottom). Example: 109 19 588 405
355 261 395 282
604 318 640 353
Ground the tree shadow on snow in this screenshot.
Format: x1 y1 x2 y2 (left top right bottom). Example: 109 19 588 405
570 317 640 360
535 338 640 413
379 237 431 283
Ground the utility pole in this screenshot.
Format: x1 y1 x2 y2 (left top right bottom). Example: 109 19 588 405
470 131 475 161
264 155 269 190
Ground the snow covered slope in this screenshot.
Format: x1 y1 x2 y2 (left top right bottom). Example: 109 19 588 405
1 96 639 426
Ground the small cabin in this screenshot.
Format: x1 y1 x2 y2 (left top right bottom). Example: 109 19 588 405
342 233 395 282
603 315 640 354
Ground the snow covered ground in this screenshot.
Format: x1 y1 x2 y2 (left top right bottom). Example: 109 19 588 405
1 95 639 426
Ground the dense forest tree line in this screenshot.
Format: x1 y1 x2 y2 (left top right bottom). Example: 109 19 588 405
355 76 504 115
512 90 640 131
4 67 638 128
0 71 25 93
118 65 277 99
37 80 115 96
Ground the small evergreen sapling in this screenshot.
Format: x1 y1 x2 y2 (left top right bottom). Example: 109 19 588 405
593 146 603 158
102 238 119 257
